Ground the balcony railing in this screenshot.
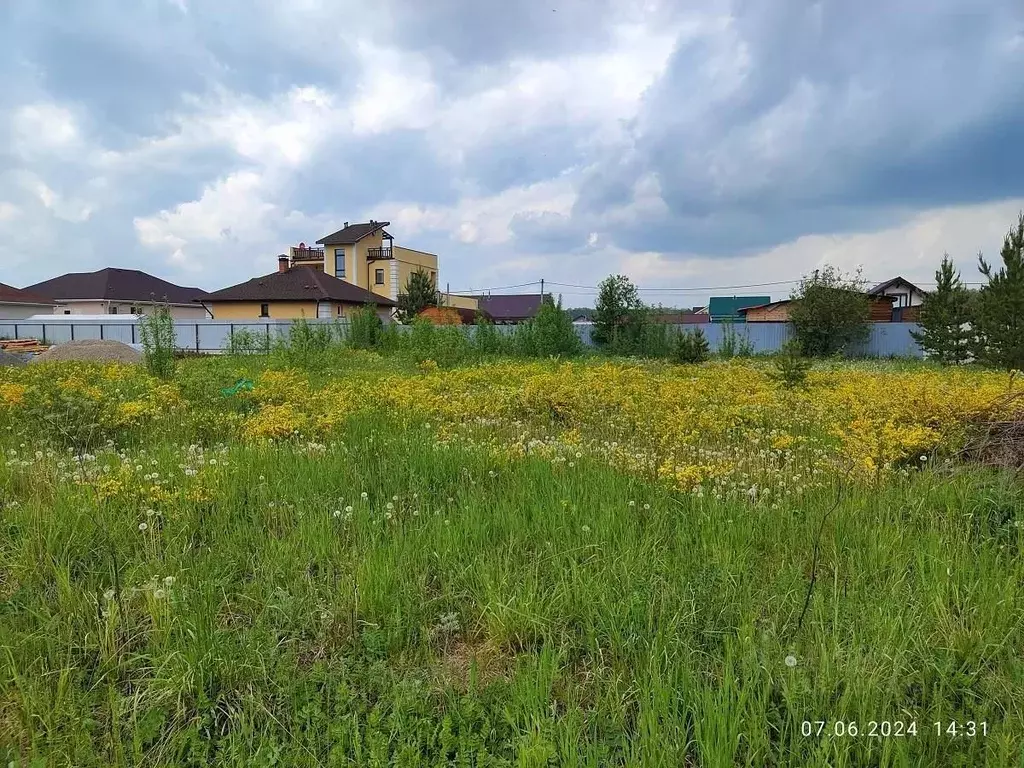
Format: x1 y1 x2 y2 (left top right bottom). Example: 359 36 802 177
292 247 325 260
367 247 393 260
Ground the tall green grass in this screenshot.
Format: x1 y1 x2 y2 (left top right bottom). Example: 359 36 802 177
1 415 1022 765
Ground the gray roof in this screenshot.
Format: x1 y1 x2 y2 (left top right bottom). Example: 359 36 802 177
316 221 392 245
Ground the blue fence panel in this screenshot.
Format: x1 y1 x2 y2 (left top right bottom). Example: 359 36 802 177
0 317 927 358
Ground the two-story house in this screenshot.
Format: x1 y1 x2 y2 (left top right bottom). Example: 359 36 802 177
287 220 461 306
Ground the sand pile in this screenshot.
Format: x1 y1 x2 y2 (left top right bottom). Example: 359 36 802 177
0 350 27 367
32 339 143 364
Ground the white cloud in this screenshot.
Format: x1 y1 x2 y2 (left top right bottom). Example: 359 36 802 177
11 103 80 157
390 175 578 246
134 171 280 270
0 202 19 222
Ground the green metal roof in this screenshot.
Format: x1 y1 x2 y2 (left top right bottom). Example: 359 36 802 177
707 296 772 321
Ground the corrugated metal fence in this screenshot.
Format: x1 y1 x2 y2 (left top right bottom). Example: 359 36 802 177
0 317 925 358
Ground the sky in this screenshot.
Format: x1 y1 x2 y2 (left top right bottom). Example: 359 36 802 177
2 0 1023 307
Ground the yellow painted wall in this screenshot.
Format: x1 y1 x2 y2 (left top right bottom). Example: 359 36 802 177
441 294 480 311
394 246 438 296
208 301 319 320
209 300 393 320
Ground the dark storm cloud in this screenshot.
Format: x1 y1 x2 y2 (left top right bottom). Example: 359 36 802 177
570 0 1024 256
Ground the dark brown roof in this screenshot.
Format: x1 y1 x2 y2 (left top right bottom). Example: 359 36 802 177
316 221 392 246
0 282 55 306
26 267 208 304
478 293 550 321
739 293 898 314
205 266 396 306
868 276 927 296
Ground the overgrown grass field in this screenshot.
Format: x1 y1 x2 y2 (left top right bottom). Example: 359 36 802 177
1 351 1023 765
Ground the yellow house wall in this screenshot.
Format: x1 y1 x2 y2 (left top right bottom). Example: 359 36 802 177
210 300 393 321
209 301 320 320
442 294 480 311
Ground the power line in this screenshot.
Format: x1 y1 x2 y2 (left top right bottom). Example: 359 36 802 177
447 281 542 294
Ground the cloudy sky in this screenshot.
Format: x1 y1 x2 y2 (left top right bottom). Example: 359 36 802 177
2 0 1023 306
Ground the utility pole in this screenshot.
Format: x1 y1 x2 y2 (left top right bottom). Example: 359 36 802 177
540 278 545 301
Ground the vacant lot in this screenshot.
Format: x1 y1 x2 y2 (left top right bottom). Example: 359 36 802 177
1 355 1023 765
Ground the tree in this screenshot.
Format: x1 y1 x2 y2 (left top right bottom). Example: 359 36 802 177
672 327 710 364
975 212 1024 370
592 275 645 348
789 265 871 357
396 269 438 323
530 295 582 357
911 254 973 364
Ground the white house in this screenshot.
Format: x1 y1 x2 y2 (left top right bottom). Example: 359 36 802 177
867 276 928 309
0 282 57 320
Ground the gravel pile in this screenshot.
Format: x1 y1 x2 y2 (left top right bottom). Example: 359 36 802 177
32 339 143 364
0 350 27 367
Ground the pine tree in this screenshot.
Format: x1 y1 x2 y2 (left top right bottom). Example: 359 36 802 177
396 269 439 323
911 254 972 364
976 212 1024 369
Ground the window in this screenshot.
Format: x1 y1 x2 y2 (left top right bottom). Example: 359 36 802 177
337 305 344 316
260 303 270 318
375 269 385 285
130 306 137 314
64 310 71 315
334 248 345 278
110 306 118 315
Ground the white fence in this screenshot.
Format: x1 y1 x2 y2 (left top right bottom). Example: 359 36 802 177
0 317 926 358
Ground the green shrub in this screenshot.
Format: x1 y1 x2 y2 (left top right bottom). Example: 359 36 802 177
531 296 582 357
472 318 504 356
673 328 710 364
348 304 385 350
772 339 813 388
138 303 177 379
226 328 270 356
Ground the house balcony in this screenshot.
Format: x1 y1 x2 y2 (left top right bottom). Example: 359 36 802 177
367 247 393 260
291 246 325 261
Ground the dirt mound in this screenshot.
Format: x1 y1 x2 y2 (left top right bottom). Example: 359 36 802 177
0 350 27 367
32 339 142 364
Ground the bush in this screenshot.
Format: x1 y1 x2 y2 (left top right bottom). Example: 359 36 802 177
789 265 870 357
673 328 710 364
348 304 385 350
472 318 505 356
272 318 336 369
771 339 812 388
227 328 270 356
138 303 177 379
530 296 582 357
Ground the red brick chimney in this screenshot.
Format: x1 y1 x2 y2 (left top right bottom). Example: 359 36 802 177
278 254 290 273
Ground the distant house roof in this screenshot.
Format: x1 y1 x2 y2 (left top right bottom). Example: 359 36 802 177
26 267 208 305
737 299 791 314
738 293 899 314
478 293 550 322
204 266 396 306
0 282 54 306
707 296 772 320
316 220 392 246
868 276 927 296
